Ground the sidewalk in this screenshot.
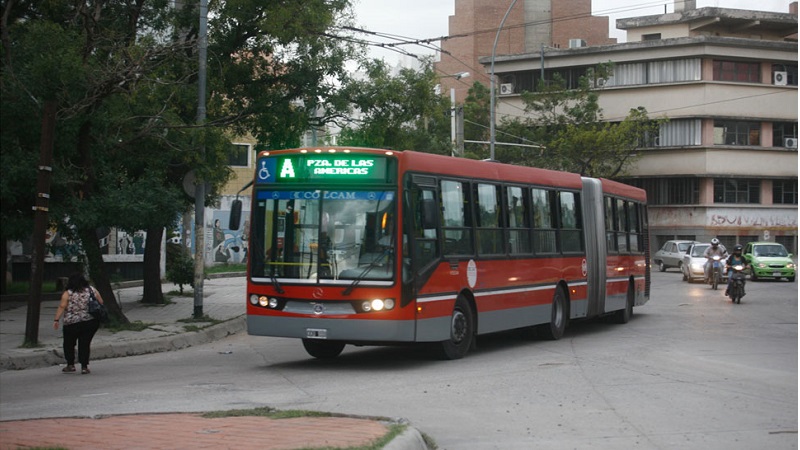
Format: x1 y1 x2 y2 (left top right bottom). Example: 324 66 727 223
0 276 428 450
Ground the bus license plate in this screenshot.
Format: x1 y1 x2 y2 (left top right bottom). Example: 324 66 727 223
306 328 327 339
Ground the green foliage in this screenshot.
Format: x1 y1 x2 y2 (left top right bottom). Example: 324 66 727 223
166 249 194 294
337 58 452 153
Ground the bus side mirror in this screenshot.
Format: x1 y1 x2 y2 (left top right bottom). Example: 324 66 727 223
229 199 242 230
421 197 438 229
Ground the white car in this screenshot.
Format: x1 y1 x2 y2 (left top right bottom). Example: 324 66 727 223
682 243 710 282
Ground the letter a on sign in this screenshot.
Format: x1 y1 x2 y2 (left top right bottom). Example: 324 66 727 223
280 159 296 179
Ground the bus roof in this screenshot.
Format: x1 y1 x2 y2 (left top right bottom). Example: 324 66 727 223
399 150 584 190
597 177 647 202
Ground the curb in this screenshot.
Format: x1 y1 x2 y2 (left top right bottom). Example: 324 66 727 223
0 316 246 371
383 426 429 450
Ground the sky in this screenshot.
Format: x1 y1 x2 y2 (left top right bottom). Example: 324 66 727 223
350 0 794 65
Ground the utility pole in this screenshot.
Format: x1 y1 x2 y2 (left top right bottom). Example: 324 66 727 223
25 101 56 346
490 0 519 161
193 0 208 319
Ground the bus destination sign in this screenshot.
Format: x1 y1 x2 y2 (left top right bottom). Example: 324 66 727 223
257 154 390 184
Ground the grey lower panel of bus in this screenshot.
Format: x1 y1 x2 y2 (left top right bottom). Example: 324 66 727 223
247 315 416 342
604 292 627 312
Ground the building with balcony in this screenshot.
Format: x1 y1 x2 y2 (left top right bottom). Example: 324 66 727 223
481 1 798 253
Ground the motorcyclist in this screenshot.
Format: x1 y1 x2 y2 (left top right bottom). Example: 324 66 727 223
725 244 749 297
703 238 728 283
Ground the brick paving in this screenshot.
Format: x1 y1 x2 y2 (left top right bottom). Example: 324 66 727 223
0 413 390 450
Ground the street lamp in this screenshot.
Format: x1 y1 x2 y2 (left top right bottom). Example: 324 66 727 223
448 72 470 157
489 0 519 162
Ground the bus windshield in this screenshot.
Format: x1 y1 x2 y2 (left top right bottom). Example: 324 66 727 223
252 189 397 283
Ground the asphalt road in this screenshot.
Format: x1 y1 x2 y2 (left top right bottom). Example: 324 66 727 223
1 270 796 450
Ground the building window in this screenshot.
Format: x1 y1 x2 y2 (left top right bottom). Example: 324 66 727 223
642 33 661 41
713 179 760 204
659 119 701 146
773 179 798 205
713 120 760 146
228 143 250 167
647 58 701 84
713 60 760 83
626 178 699 205
772 122 798 148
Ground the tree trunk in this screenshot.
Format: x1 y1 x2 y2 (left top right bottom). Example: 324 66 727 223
79 226 130 324
141 226 165 304
1 239 7 295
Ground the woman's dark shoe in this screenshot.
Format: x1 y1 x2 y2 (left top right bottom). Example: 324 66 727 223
62 365 76 373
81 367 90 374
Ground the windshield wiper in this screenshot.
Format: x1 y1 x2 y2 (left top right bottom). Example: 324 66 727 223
269 266 285 294
342 247 392 296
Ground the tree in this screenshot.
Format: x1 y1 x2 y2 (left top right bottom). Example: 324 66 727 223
1 0 359 336
337 58 452 153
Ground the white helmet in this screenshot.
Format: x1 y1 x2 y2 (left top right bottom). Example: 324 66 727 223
710 238 720 246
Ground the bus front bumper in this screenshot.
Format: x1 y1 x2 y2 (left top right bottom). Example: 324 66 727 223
247 315 417 343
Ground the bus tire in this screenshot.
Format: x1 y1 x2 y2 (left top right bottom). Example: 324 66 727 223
612 283 634 324
302 339 345 359
537 286 567 340
438 295 475 360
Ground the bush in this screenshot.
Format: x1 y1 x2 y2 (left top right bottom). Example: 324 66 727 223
166 248 194 294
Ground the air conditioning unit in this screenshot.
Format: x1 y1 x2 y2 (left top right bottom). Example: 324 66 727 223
773 71 788 86
784 137 798 148
591 78 606 88
499 83 514 95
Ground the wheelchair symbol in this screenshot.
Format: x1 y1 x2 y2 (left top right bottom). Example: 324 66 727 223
259 161 270 180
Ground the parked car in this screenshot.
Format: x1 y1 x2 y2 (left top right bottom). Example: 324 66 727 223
653 240 695 272
743 242 796 282
682 243 710 282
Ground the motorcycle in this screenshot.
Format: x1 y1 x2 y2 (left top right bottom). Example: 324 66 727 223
728 263 747 304
708 255 724 290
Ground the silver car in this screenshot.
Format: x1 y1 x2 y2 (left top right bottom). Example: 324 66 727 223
682 243 710 282
654 240 695 272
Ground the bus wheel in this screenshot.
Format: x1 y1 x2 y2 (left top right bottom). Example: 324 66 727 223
438 296 474 360
537 287 567 340
612 283 634 324
302 339 345 359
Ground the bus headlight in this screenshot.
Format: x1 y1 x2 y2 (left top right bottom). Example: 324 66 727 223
268 297 279 308
365 298 395 312
371 299 385 311
258 296 270 307
249 294 259 305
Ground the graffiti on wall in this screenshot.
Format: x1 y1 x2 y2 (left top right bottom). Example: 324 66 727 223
709 213 797 229
209 212 249 265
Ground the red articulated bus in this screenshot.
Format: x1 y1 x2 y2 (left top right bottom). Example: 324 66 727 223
237 147 650 359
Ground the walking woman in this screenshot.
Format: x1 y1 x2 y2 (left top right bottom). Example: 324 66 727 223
53 273 103 374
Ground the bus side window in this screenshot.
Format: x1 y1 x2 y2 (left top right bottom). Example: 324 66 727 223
441 179 473 256
604 196 616 253
413 187 440 270
532 188 557 254
558 191 583 253
616 198 628 252
475 183 503 255
507 186 531 254
628 201 640 252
